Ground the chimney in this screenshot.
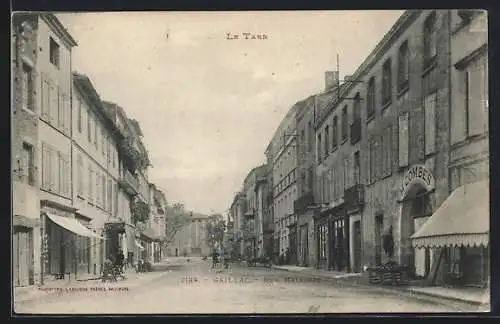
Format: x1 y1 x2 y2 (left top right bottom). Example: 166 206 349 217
324 71 339 91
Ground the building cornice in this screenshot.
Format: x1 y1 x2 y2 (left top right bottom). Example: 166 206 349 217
40 13 78 48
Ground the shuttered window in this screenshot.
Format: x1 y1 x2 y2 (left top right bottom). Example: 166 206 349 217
108 180 113 213
398 112 409 168
374 137 381 180
344 158 349 189
77 154 83 196
41 143 51 190
49 82 58 125
383 126 393 176
102 175 106 209
424 92 437 155
88 166 93 203
87 111 92 143
466 55 488 136
58 87 65 129
64 94 71 134
40 73 50 119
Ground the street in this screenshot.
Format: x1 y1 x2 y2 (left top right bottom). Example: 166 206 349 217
14 258 480 314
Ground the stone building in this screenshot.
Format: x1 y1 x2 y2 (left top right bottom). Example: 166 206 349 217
412 10 489 287
267 104 299 263
229 192 246 256
294 95 318 267
12 13 43 287
71 73 124 278
34 13 82 282
241 165 267 259
313 10 456 276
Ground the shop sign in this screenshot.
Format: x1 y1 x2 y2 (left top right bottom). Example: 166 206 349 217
400 164 435 200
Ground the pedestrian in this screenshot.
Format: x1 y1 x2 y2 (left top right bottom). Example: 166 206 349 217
212 249 219 269
117 249 125 274
285 248 290 265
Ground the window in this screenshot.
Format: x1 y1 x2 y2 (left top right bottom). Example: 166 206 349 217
331 116 338 150
87 111 92 143
95 121 99 148
354 151 360 185
22 142 35 186
343 158 349 190
41 144 52 190
382 126 393 177
453 53 488 141
88 166 93 203
300 129 305 146
49 83 58 125
398 112 409 168
308 122 313 152
77 154 83 196
324 126 329 156
382 59 392 106
58 87 65 130
101 129 106 155
424 92 437 155
102 175 106 209
367 77 376 119
77 99 82 133
41 74 50 118
341 106 348 141
369 139 375 184
423 12 437 68
49 37 60 68
112 146 116 168
317 133 322 162
353 93 361 121
21 63 34 111
398 41 410 91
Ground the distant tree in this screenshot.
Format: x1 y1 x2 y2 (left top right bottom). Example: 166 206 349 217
205 215 226 249
161 202 191 248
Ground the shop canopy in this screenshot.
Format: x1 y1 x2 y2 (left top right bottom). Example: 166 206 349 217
135 240 145 250
46 213 104 240
411 180 489 249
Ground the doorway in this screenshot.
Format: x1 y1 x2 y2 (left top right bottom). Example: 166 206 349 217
352 221 362 273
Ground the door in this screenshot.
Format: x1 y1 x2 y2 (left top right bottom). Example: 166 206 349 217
353 221 362 273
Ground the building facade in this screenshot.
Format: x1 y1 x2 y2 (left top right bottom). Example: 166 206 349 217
167 213 214 257
410 10 489 287
35 14 82 282
270 105 299 263
229 192 246 257
294 95 318 268
241 165 267 259
12 14 42 287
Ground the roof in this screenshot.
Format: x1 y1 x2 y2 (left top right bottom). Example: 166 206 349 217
129 118 144 137
411 180 489 248
41 13 78 48
73 72 123 138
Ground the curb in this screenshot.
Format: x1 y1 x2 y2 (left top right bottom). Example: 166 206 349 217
267 266 485 307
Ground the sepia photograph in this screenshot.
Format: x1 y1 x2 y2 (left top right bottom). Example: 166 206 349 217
11 10 490 314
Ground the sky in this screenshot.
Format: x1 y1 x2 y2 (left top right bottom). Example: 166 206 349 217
57 10 404 216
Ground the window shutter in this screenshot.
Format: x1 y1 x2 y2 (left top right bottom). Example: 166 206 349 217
42 144 50 189
451 70 467 144
468 60 486 136
398 112 409 167
50 83 58 125
344 158 349 189
41 74 50 119
387 126 393 175
374 137 380 180
424 93 437 155
65 95 71 134
58 88 64 129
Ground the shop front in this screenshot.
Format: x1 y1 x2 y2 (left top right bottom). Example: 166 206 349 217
411 180 489 288
43 212 104 280
329 212 349 272
104 220 125 264
314 212 329 269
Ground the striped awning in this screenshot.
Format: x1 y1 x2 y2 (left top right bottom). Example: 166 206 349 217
411 180 489 249
46 213 104 240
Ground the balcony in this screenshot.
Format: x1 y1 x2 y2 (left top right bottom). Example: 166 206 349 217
350 118 361 145
293 191 314 214
118 137 142 171
119 169 139 196
344 184 365 209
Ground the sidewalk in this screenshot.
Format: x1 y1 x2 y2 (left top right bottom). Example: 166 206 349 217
269 265 489 307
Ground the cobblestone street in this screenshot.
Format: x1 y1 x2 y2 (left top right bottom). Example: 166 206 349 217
14 258 482 314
